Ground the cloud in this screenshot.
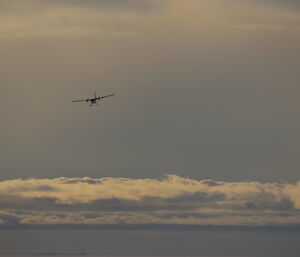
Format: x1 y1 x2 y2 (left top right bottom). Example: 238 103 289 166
0 0 160 12
1 0 300 39
0 175 299 225
255 0 300 9
0 0 163 39
0 211 21 225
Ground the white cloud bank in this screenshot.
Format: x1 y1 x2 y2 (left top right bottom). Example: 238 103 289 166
0 175 299 225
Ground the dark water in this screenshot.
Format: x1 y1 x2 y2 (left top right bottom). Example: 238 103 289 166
0 228 299 257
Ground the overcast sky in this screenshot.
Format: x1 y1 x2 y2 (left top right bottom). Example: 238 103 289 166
1 0 300 229
1 0 300 181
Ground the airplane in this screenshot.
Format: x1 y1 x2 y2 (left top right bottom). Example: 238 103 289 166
72 92 114 106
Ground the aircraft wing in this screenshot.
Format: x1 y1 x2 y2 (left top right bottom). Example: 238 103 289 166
72 99 85 102
101 94 114 99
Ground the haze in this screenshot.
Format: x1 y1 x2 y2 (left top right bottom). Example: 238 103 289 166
1 0 299 181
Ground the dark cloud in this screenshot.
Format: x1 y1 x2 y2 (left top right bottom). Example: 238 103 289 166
201 180 222 187
243 197 294 211
50 0 159 11
260 0 300 9
0 213 20 225
0 196 59 211
0 190 293 213
60 178 102 184
0 0 160 14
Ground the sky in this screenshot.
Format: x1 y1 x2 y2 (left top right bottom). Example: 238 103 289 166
1 0 300 231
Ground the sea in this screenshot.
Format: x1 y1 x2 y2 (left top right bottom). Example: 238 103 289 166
0 226 299 257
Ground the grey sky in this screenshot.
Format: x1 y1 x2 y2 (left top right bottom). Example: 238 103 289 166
1 0 300 182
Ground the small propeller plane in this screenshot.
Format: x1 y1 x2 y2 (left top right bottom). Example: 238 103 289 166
72 92 114 106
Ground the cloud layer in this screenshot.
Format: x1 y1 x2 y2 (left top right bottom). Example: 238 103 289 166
0 0 163 38
1 0 300 39
0 175 299 226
